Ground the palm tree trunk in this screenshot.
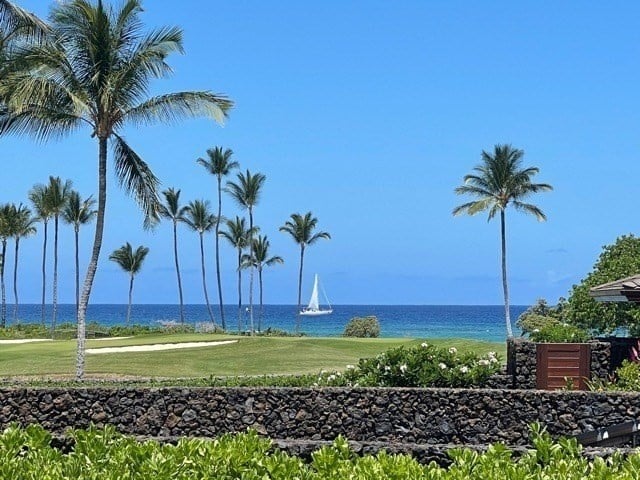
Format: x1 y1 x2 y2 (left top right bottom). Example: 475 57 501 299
76 137 108 380
51 214 59 337
12 238 19 323
296 246 305 334
40 220 48 327
127 273 133 325
1 240 6 328
500 210 513 338
258 267 263 333
248 209 254 336
237 248 242 333
173 220 185 324
74 226 79 320
200 232 216 325
215 176 225 330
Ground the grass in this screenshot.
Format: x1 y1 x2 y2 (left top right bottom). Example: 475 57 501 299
0 334 505 380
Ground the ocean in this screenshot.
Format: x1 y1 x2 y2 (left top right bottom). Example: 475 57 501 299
6 304 527 342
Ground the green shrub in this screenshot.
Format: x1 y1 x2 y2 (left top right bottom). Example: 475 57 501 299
529 323 590 343
343 316 380 338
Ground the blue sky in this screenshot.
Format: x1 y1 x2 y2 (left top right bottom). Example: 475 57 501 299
4 1 640 305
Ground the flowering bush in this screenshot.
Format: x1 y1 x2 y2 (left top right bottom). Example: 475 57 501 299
312 343 501 388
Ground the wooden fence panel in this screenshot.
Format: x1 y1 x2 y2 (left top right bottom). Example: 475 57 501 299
536 343 590 390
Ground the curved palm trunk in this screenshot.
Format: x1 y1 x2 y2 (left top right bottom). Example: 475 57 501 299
173 220 185 324
237 247 242 333
12 238 19 323
40 220 48 326
51 215 59 337
296 246 305 334
248 209 255 336
1 240 6 328
215 176 225 330
126 273 133 325
74 226 79 320
76 137 107 380
500 210 513 338
258 266 263 333
199 232 216 325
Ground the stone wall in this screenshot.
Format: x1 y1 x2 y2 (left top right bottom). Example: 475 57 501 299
1 387 639 449
507 339 612 389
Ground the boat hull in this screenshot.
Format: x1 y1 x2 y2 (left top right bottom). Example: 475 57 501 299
300 309 333 316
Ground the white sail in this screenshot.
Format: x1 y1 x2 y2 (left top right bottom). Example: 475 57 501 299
307 274 320 310
300 274 333 316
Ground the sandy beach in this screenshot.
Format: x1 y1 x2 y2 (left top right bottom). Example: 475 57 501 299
86 340 238 354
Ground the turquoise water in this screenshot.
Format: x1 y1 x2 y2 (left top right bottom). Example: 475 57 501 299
6 304 526 342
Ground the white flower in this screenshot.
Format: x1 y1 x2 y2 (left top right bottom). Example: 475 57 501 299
346 365 355 370
384 365 391 372
428 355 434 360
459 366 469 374
478 359 490 366
421 342 429 348
490 357 498 364
488 351 496 358
320 369 327 375
449 347 457 354
327 374 336 382
336 371 342 376
400 364 408 373
533 328 540 333
439 363 447 370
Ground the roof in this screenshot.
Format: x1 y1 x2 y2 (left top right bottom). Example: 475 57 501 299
589 274 640 302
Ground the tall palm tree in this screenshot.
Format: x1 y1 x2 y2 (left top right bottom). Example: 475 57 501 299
243 235 283 332
226 170 266 335
279 212 330 333
109 242 149 325
453 144 553 338
0 203 14 328
28 184 52 327
12 204 36 323
159 188 188 324
62 191 97 319
0 1 48 38
45 176 72 336
197 146 238 331
220 216 252 333
0 0 232 379
184 199 216 326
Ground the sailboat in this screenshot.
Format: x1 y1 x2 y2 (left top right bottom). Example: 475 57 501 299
300 274 333 316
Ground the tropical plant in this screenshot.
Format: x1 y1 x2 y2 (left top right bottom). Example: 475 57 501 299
564 235 640 336
0 0 232 379
197 146 238 331
62 191 96 319
159 188 188 324
279 212 330 333
109 242 149 325
43 176 72 336
28 183 52 326
220 216 252 333
0 203 14 327
11 204 36 323
242 234 283 332
184 199 216 326
453 144 552 338
343 316 380 338
226 170 266 335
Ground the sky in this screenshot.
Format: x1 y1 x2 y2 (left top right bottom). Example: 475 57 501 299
3 1 640 306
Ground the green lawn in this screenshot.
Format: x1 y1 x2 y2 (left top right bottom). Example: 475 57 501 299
0 334 505 379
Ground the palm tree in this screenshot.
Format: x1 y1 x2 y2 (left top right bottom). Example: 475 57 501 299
0 0 232 379
45 176 72 336
28 184 52 327
453 144 553 338
220 216 252 333
109 242 149 325
197 146 238 331
279 212 330 333
12 204 36 323
0 1 48 38
243 235 283 332
0 203 14 327
184 199 217 326
226 170 266 335
159 188 188 324
62 191 97 319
